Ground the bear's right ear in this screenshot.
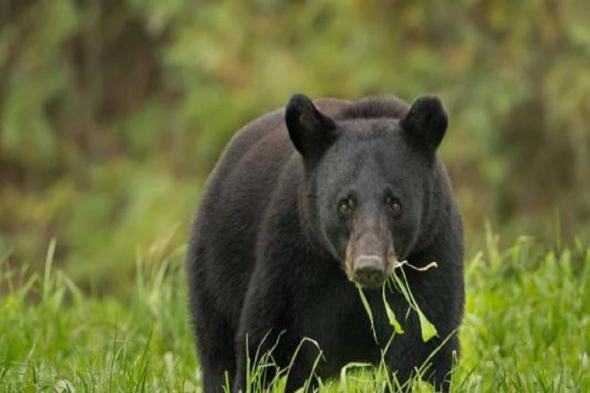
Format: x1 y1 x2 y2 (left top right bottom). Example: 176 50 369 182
285 94 337 160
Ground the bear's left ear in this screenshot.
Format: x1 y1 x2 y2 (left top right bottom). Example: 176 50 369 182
400 96 448 153
285 94 337 161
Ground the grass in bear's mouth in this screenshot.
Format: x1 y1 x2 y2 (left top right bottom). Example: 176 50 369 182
356 260 438 347
1 234 590 392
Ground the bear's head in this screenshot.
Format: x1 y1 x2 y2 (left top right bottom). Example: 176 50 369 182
286 94 448 288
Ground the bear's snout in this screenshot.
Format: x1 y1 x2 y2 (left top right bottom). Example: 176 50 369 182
346 226 395 288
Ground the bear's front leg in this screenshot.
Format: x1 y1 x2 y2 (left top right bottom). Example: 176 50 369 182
391 240 463 392
282 339 322 393
232 263 292 393
388 332 457 392
234 328 319 393
383 267 461 392
232 268 320 393
384 324 456 392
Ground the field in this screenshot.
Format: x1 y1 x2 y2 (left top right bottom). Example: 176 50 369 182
1 232 589 393
2 1 590 392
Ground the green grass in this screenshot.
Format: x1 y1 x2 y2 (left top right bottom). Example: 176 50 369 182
1 233 589 392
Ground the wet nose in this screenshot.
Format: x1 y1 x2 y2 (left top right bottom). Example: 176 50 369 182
354 256 386 288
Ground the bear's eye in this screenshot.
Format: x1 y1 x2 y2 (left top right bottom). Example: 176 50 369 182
385 196 402 217
338 198 355 216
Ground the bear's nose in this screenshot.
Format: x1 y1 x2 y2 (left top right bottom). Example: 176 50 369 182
354 256 386 288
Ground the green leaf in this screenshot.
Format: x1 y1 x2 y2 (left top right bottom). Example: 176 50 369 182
382 285 404 334
417 306 437 342
391 269 438 342
356 285 379 345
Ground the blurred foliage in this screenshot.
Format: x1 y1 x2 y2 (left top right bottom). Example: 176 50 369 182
1 0 589 293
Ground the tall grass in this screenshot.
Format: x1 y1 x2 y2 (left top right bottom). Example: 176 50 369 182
1 233 589 392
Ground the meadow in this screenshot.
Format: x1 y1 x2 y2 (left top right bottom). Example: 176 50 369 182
1 231 588 392
1 1 590 392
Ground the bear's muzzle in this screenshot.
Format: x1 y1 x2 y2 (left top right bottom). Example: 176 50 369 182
345 218 395 288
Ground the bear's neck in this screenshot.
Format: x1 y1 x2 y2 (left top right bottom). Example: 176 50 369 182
296 174 335 261
413 162 447 256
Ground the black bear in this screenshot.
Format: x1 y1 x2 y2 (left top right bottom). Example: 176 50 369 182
186 93 464 392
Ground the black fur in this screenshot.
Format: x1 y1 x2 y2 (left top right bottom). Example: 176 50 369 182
186 94 464 392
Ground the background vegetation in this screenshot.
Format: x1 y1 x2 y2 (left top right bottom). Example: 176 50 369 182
1 0 590 292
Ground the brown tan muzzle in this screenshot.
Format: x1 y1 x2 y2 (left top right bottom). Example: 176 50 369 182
345 217 395 288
